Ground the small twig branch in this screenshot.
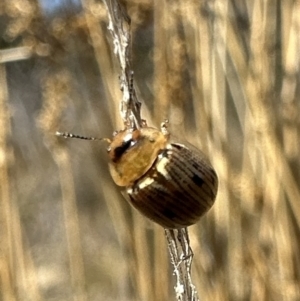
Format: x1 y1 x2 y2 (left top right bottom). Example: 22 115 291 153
102 1 200 300
165 228 200 301
103 0 142 129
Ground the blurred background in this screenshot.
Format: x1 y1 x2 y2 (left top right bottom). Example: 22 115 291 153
0 0 300 300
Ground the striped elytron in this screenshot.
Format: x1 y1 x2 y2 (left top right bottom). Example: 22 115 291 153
108 125 218 229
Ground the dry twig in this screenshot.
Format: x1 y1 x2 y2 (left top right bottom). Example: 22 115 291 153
103 0 142 128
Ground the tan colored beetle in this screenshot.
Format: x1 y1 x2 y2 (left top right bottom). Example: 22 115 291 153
57 122 218 228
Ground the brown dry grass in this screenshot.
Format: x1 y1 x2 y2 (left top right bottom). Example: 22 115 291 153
0 0 299 300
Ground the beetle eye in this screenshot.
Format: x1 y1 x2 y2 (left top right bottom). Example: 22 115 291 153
112 138 136 161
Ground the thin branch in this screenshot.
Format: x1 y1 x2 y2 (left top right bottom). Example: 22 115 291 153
103 0 142 128
165 228 200 301
102 1 200 300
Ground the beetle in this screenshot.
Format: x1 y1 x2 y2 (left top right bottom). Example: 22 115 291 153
107 123 218 228
56 122 218 228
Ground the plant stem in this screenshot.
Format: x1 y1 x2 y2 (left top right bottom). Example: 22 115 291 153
102 0 142 129
165 228 200 301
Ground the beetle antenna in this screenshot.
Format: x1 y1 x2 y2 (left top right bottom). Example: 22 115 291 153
56 131 111 143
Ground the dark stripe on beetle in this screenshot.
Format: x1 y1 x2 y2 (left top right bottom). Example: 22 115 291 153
164 147 215 205
180 147 218 193
154 154 211 211
162 150 209 199
173 147 218 199
182 148 218 194
163 163 210 210
128 185 196 228
147 182 200 222
130 177 200 227
155 159 212 216
168 147 214 194
192 160 218 193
